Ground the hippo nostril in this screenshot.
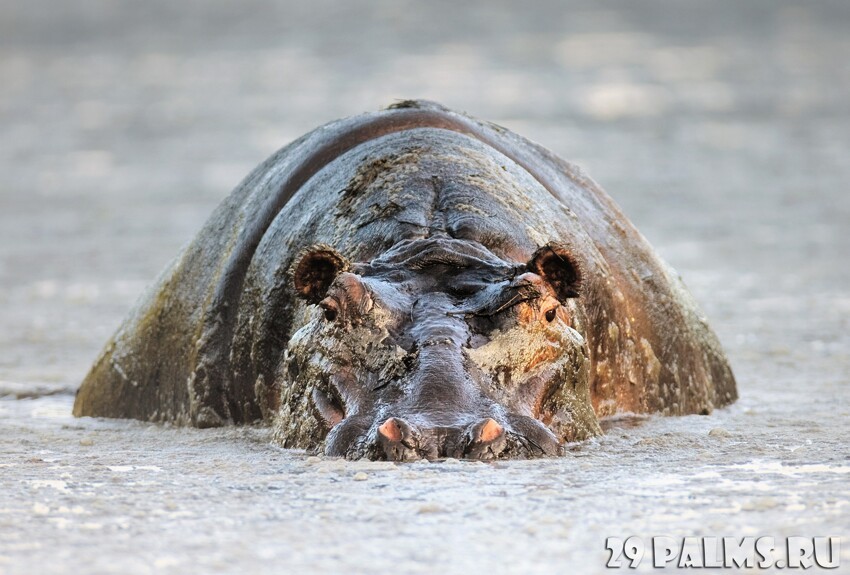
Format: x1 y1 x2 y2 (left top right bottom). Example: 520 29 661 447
376 417 423 461
378 417 403 442
476 418 504 443
463 418 508 460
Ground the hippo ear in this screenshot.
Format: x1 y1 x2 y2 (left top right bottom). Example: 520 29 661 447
527 243 582 301
291 245 350 303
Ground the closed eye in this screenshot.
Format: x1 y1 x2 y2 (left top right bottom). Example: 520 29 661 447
446 280 485 297
453 283 540 319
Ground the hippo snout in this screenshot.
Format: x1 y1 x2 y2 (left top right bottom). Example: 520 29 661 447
360 415 562 462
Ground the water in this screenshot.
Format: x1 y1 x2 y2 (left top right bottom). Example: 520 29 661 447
1 1 848 573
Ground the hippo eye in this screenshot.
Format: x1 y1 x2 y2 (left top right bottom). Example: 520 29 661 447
319 298 339 322
544 307 558 323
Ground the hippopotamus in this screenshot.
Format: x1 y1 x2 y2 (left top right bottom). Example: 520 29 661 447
73 100 737 461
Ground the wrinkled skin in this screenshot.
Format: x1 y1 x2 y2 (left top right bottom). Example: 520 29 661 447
276 238 599 460
73 100 737 462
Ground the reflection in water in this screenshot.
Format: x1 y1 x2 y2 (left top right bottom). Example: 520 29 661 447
599 413 652 432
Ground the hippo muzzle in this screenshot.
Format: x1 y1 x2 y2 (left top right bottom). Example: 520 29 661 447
274 236 601 461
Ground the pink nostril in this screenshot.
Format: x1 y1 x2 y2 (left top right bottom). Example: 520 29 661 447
477 418 504 443
378 417 403 442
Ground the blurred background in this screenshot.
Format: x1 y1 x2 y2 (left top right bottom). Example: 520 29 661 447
0 0 848 391
1 2 848 573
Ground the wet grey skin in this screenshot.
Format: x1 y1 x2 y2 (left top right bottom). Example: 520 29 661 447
73 100 737 462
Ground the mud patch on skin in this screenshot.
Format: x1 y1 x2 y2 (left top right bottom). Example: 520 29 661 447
467 304 602 443
335 148 426 231
539 342 600 442
272 307 407 452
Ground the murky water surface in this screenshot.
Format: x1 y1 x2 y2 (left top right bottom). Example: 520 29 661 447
1 1 848 573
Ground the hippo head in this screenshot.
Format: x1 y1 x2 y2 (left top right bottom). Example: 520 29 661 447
274 236 601 461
